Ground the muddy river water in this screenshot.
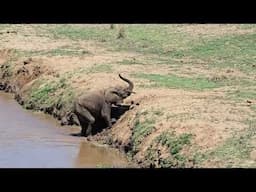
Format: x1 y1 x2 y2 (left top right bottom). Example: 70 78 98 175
0 92 130 168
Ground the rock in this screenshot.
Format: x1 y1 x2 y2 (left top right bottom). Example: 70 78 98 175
26 103 34 110
17 66 29 75
45 106 54 114
111 118 117 123
0 30 17 34
226 69 234 73
31 66 41 77
60 116 69 126
5 85 12 92
14 93 22 103
246 100 253 106
56 102 62 110
6 30 17 34
52 107 58 118
87 137 92 141
0 82 6 90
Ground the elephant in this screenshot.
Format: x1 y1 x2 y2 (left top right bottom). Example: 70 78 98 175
71 74 135 137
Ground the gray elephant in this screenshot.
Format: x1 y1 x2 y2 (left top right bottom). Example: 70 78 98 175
71 74 135 137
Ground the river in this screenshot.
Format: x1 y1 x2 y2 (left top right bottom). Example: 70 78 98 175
0 92 130 168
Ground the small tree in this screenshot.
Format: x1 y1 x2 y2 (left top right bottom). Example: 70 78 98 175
110 24 115 29
117 26 125 39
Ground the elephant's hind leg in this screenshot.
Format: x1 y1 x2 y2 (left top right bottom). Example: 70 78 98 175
76 106 95 136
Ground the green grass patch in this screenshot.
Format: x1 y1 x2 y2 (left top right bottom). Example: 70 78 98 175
42 25 256 75
191 152 208 165
132 118 155 151
205 120 256 167
152 109 164 116
0 24 12 30
47 24 194 55
117 58 146 65
10 25 256 74
228 89 256 102
87 64 112 73
187 33 256 74
250 105 256 113
0 62 14 79
130 109 166 154
25 76 74 110
49 24 114 41
156 132 193 156
223 122 255 159
13 47 90 57
95 164 112 168
145 131 193 167
42 48 90 56
133 73 220 90
238 24 256 30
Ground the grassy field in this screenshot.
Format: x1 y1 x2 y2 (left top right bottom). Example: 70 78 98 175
0 24 256 167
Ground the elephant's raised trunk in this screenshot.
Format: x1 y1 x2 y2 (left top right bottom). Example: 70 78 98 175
119 74 134 92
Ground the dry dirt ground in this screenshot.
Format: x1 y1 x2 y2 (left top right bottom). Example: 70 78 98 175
1 24 256 168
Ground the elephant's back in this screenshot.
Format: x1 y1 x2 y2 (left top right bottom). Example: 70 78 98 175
76 91 104 114
77 90 104 102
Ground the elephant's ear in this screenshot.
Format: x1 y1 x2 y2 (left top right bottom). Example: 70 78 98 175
111 90 121 96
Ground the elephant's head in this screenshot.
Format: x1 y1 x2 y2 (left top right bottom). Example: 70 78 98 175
104 88 125 105
104 74 135 105
118 74 135 98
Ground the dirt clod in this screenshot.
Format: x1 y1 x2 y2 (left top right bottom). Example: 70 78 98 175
24 58 32 65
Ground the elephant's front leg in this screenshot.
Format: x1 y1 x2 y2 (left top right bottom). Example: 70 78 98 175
101 104 112 128
85 123 93 136
78 118 93 137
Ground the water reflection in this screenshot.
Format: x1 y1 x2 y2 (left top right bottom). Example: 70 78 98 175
75 141 129 168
